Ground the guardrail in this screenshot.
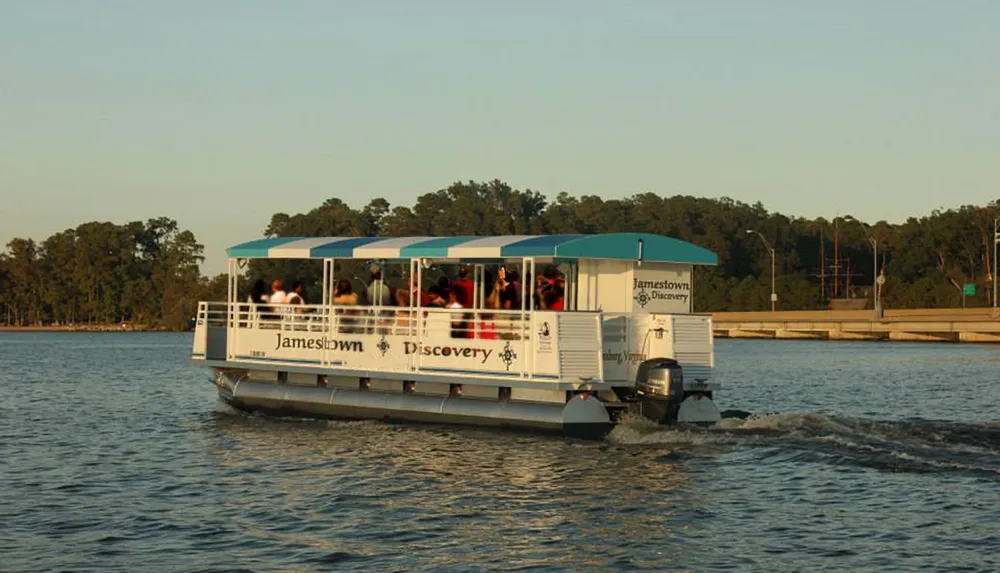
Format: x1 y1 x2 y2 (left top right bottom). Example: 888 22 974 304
713 317 1000 343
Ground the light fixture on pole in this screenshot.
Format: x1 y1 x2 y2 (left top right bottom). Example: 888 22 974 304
845 216 880 318
746 229 777 311
990 201 999 314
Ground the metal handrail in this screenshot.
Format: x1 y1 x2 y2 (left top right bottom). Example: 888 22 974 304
197 300 612 382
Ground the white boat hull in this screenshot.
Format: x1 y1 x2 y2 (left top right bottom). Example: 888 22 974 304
214 369 617 439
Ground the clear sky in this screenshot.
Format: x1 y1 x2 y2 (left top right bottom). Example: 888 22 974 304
2 1 997 274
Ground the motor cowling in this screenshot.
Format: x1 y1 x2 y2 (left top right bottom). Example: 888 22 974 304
634 359 685 424
634 358 721 426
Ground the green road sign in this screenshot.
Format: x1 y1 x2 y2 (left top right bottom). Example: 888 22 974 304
963 283 976 296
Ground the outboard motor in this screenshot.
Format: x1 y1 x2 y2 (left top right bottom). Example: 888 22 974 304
635 358 685 424
635 358 722 426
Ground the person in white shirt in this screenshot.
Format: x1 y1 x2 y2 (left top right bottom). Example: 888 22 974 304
447 286 467 338
269 280 287 304
286 281 305 305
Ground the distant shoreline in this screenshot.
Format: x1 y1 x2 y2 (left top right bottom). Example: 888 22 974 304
0 324 180 333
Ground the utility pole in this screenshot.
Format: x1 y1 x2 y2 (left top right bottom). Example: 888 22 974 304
746 229 777 311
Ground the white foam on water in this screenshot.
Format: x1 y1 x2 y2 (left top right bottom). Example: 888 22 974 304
888 450 1000 475
714 411 848 434
607 415 738 446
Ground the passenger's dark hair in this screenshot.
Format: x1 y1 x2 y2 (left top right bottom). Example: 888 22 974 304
499 284 519 309
450 284 466 302
458 267 469 279
292 281 303 291
250 279 267 301
336 279 352 295
372 269 382 281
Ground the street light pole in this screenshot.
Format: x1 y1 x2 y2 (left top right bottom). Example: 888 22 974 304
746 229 776 311
845 216 881 318
989 201 998 315
994 216 998 314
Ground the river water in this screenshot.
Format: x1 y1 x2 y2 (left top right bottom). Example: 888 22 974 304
2 333 999 572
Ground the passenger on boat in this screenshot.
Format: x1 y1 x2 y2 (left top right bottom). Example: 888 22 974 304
505 268 522 303
541 285 564 311
332 280 358 305
332 279 360 333
408 276 432 307
498 282 522 339
536 266 565 310
437 275 451 294
286 281 305 305
478 271 519 340
248 279 269 304
394 289 412 335
447 285 469 338
364 269 392 307
364 269 394 334
426 285 447 308
454 267 474 308
269 280 287 304
244 279 270 326
477 279 501 340
259 279 286 320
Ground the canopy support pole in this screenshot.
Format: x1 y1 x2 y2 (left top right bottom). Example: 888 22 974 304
323 258 334 366
226 258 239 360
522 257 532 379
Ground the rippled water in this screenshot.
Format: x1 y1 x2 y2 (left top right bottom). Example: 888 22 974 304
2 333 1000 572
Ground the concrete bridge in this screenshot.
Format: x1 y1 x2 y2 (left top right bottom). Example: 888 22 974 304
712 308 1000 343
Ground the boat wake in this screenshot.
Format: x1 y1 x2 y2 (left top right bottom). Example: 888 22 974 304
607 412 1000 477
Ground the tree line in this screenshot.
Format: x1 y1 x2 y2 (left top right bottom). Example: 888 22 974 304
3 180 998 329
0 218 223 330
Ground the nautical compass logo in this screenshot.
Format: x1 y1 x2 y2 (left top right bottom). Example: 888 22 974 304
498 341 517 371
633 288 651 308
376 335 391 357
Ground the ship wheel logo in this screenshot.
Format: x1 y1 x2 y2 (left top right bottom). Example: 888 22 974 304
633 288 651 308
499 341 517 371
376 335 391 356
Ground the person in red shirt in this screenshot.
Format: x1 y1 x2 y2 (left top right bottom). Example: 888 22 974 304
408 276 432 307
538 271 565 310
454 267 475 308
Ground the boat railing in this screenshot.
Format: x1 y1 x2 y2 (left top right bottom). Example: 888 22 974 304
196 301 229 328
193 300 605 384
223 302 532 338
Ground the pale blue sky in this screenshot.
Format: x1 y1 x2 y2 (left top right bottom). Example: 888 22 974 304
2 1 997 273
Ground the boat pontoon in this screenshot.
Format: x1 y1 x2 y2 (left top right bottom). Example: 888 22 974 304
191 233 721 438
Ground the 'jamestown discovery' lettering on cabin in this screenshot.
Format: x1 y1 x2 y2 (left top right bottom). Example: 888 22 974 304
275 333 364 352
403 341 494 364
632 277 691 308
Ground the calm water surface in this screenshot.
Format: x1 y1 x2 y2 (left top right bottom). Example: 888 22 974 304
2 333 999 572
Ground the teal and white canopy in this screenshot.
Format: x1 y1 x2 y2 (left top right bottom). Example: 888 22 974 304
227 233 717 265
